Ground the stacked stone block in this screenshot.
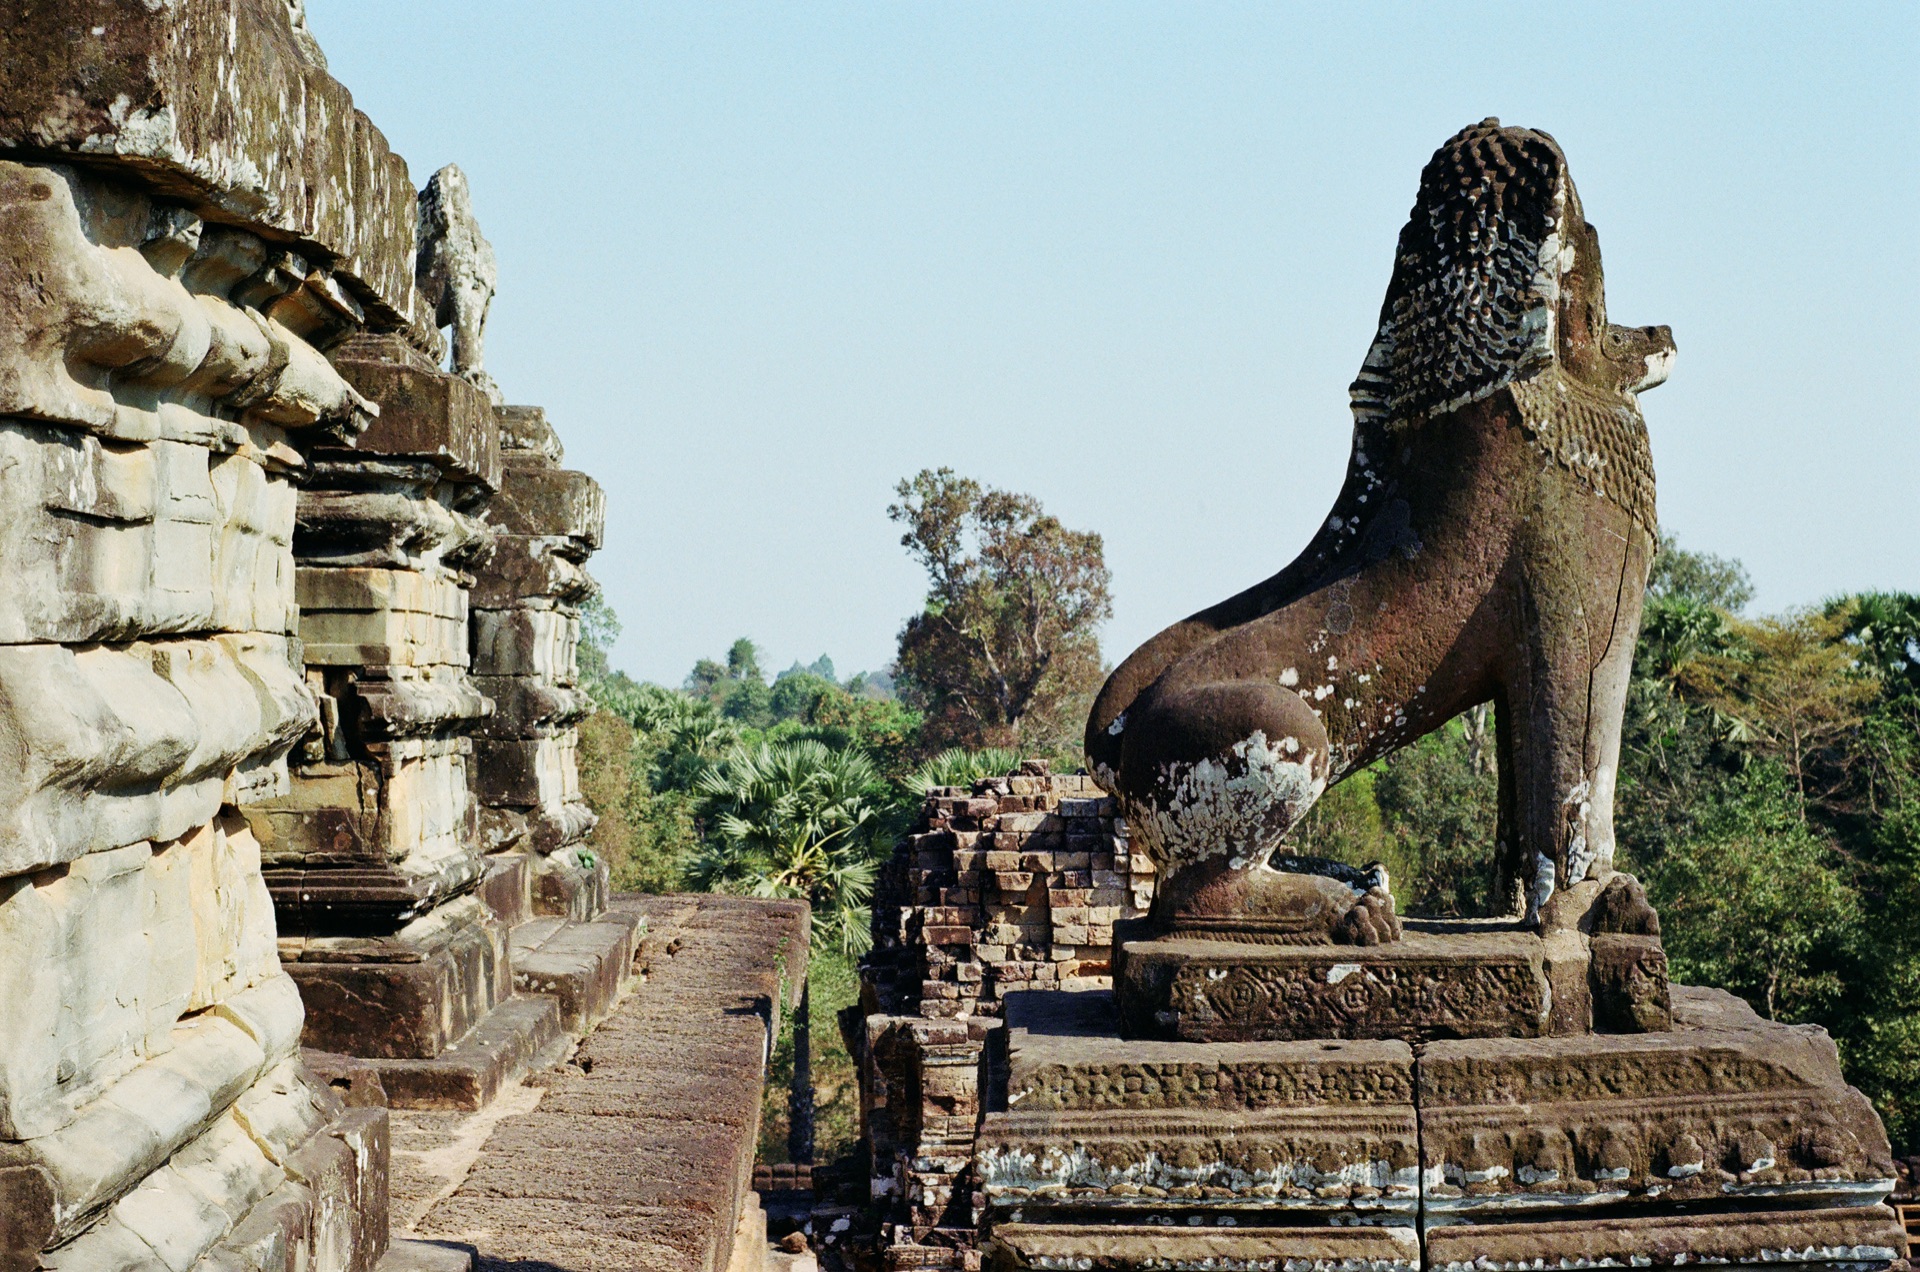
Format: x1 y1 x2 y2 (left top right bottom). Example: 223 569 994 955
241 326 567 1112
469 405 608 919
849 762 1150 1269
0 1 413 1263
867 762 1152 1021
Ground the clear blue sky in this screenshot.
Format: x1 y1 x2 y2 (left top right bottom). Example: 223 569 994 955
309 2 1917 686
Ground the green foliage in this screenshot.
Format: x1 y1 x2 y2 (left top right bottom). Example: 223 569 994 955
905 746 1026 795
1614 537 1920 1151
1372 720 1500 917
889 468 1112 752
692 740 892 955
759 945 862 1166
1646 765 1861 1021
1648 532 1755 612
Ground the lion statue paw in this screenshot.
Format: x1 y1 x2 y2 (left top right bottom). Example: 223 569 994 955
1334 888 1403 946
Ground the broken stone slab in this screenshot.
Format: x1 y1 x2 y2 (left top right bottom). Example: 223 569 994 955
326 335 501 491
0 0 421 331
983 1223 1421 1272
0 160 377 445
1112 922 1633 1042
1418 985 1898 1226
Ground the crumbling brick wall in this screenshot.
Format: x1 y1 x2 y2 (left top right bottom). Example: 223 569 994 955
850 761 1151 1269
865 761 1152 1021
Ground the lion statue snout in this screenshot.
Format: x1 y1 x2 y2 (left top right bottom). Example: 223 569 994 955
1605 323 1677 393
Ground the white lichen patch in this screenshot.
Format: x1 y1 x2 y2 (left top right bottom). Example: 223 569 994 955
978 1140 1414 1203
1279 667 1299 687
1528 851 1556 919
1562 779 1596 884
1125 731 1324 870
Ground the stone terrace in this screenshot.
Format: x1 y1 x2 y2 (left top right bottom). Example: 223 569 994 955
394 895 811 1271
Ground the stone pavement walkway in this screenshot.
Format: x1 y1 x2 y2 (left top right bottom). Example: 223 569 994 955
386 894 809 1271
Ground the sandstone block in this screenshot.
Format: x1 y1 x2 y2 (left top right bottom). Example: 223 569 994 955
487 463 604 547
0 635 313 876
285 897 509 1060
495 405 564 464
468 676 592 739
986 1224 1418 1272
251 740 478 873
329 335 501 490
472 733 584 819
0 0 419 327
978 992 1420 1224
0 161 377 450
1417 986 1898 1227
468 535 593 607
298 568 469 669
1114 929 1568 1043
0 423 298 644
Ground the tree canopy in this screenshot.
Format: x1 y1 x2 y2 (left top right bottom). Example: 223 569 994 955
888 467 1112 754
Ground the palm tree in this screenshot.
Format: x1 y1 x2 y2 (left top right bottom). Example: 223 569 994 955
904 746 1024 797
691 739 888 955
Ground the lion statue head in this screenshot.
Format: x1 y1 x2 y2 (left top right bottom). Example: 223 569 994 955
1348 118 1675 536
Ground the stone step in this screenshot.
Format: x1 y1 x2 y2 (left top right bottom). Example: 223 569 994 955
313 995 563 1111
377 1239 477 1272
509 909 645 1034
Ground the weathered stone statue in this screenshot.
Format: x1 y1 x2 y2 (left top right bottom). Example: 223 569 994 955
416 164 501 405
1088 119 1675 947
940 122 1907 1271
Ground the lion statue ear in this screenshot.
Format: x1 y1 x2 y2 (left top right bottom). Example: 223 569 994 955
1349 118 1574 432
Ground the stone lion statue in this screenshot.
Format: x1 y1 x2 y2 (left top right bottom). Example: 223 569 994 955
1087 119 1676 945
416 163 501 404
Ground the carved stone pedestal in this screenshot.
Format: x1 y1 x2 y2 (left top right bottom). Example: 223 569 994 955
977 989 1420 1262
1114 915 1671 1042
975 989 1905 1270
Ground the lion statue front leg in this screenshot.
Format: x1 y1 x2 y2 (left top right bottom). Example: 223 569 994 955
1105 679 1402 945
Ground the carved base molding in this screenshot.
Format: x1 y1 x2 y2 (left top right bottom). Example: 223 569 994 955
1113 918 1671 1043
974 987 1904 1269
